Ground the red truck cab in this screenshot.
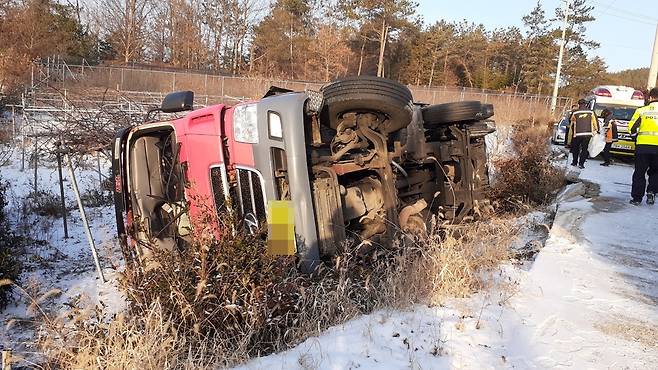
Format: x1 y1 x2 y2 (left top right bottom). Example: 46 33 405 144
113 78 496 272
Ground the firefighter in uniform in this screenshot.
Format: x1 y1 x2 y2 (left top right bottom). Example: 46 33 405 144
567 99 599 169
629 87 658 205
600 109 618 166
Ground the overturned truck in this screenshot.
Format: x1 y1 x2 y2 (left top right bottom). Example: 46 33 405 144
112 77 495 271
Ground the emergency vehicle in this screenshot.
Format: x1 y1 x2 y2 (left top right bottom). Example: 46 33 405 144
112 77 496 272
585 85 646 155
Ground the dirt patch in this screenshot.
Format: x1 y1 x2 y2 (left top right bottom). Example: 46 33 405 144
590 196 627 213
595 318 658 349
581 180 601 198
599 247 658 272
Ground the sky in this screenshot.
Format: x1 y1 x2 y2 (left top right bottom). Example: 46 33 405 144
416 0 657 72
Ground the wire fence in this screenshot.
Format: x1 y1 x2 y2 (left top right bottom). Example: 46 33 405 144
32 61 573 123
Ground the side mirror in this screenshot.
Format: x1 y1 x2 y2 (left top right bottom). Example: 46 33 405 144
161 91 194 113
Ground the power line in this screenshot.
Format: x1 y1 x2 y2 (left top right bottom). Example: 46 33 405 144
589 0 657 20
593 9 657 26
589 0 658 25
600 0 617 14
604 43 649 51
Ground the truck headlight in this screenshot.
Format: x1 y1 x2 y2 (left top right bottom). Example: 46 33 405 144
233 103 258 143
268 111 282 139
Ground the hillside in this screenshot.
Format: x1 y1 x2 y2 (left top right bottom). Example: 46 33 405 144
607 68 650 90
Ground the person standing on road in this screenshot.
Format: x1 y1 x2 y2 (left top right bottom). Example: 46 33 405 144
566 99 599 169
629 87 658 206
600 109 618 166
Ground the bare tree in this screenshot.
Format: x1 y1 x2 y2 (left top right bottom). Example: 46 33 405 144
309 25 353 81
99 0 154 63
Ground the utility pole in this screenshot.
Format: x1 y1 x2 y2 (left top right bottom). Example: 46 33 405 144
551 0 571 113
648 23 658 90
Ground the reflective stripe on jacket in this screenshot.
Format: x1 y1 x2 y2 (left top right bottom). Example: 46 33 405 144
629 102 658 147
568 110 599 143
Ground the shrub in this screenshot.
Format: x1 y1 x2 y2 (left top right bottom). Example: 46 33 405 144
23 190 64 217
80 188 112 208
490 125 565 211
36 206 517 368
0 178 22 308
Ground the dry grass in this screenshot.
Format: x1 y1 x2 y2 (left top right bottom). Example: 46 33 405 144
594 316 658 348
490 125 566 211
20 210 517 369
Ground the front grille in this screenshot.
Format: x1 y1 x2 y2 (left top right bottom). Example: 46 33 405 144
210 167 226 212
233 168 266 224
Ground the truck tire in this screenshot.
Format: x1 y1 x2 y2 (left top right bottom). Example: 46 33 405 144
421 101 485 126
480 103 494 120
320 76 414 132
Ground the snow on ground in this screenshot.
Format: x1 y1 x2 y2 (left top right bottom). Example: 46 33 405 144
238 158 658 370
3 137 657 369
0 148 124 361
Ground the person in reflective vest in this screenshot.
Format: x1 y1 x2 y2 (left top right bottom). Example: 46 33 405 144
628 87 658 205
567 99 599 169
600 109 618 166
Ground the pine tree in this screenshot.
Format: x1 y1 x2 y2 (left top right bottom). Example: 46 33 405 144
251 0 313 79
339 0 417 77
555 0 600 96
520 1 557 94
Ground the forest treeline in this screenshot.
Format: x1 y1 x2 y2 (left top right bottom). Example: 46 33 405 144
0 0 648 97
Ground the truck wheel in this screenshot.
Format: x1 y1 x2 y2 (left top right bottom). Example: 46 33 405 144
422 101 486 126
480 103 494 120
320 76 414 133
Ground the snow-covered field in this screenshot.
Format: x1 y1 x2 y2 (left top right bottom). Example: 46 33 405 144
238 161 658 369
2 141 657 369
0 148 124 362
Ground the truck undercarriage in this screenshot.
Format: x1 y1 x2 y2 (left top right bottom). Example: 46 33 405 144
112 77 495 271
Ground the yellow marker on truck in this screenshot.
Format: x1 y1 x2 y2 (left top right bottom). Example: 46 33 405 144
267 200 295 256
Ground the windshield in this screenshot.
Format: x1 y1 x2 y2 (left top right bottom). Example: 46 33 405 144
593 104 637 121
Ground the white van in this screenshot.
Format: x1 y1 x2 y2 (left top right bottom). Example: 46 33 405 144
585 85 645 156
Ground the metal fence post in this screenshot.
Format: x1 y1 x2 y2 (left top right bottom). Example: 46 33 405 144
11 106 15 140
66 154 106 283
204 73 208 96
60 62 64 90
221 76 225 97
97 151 103 189
33 134 38 194
55 142 69 239
20 95 26 172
